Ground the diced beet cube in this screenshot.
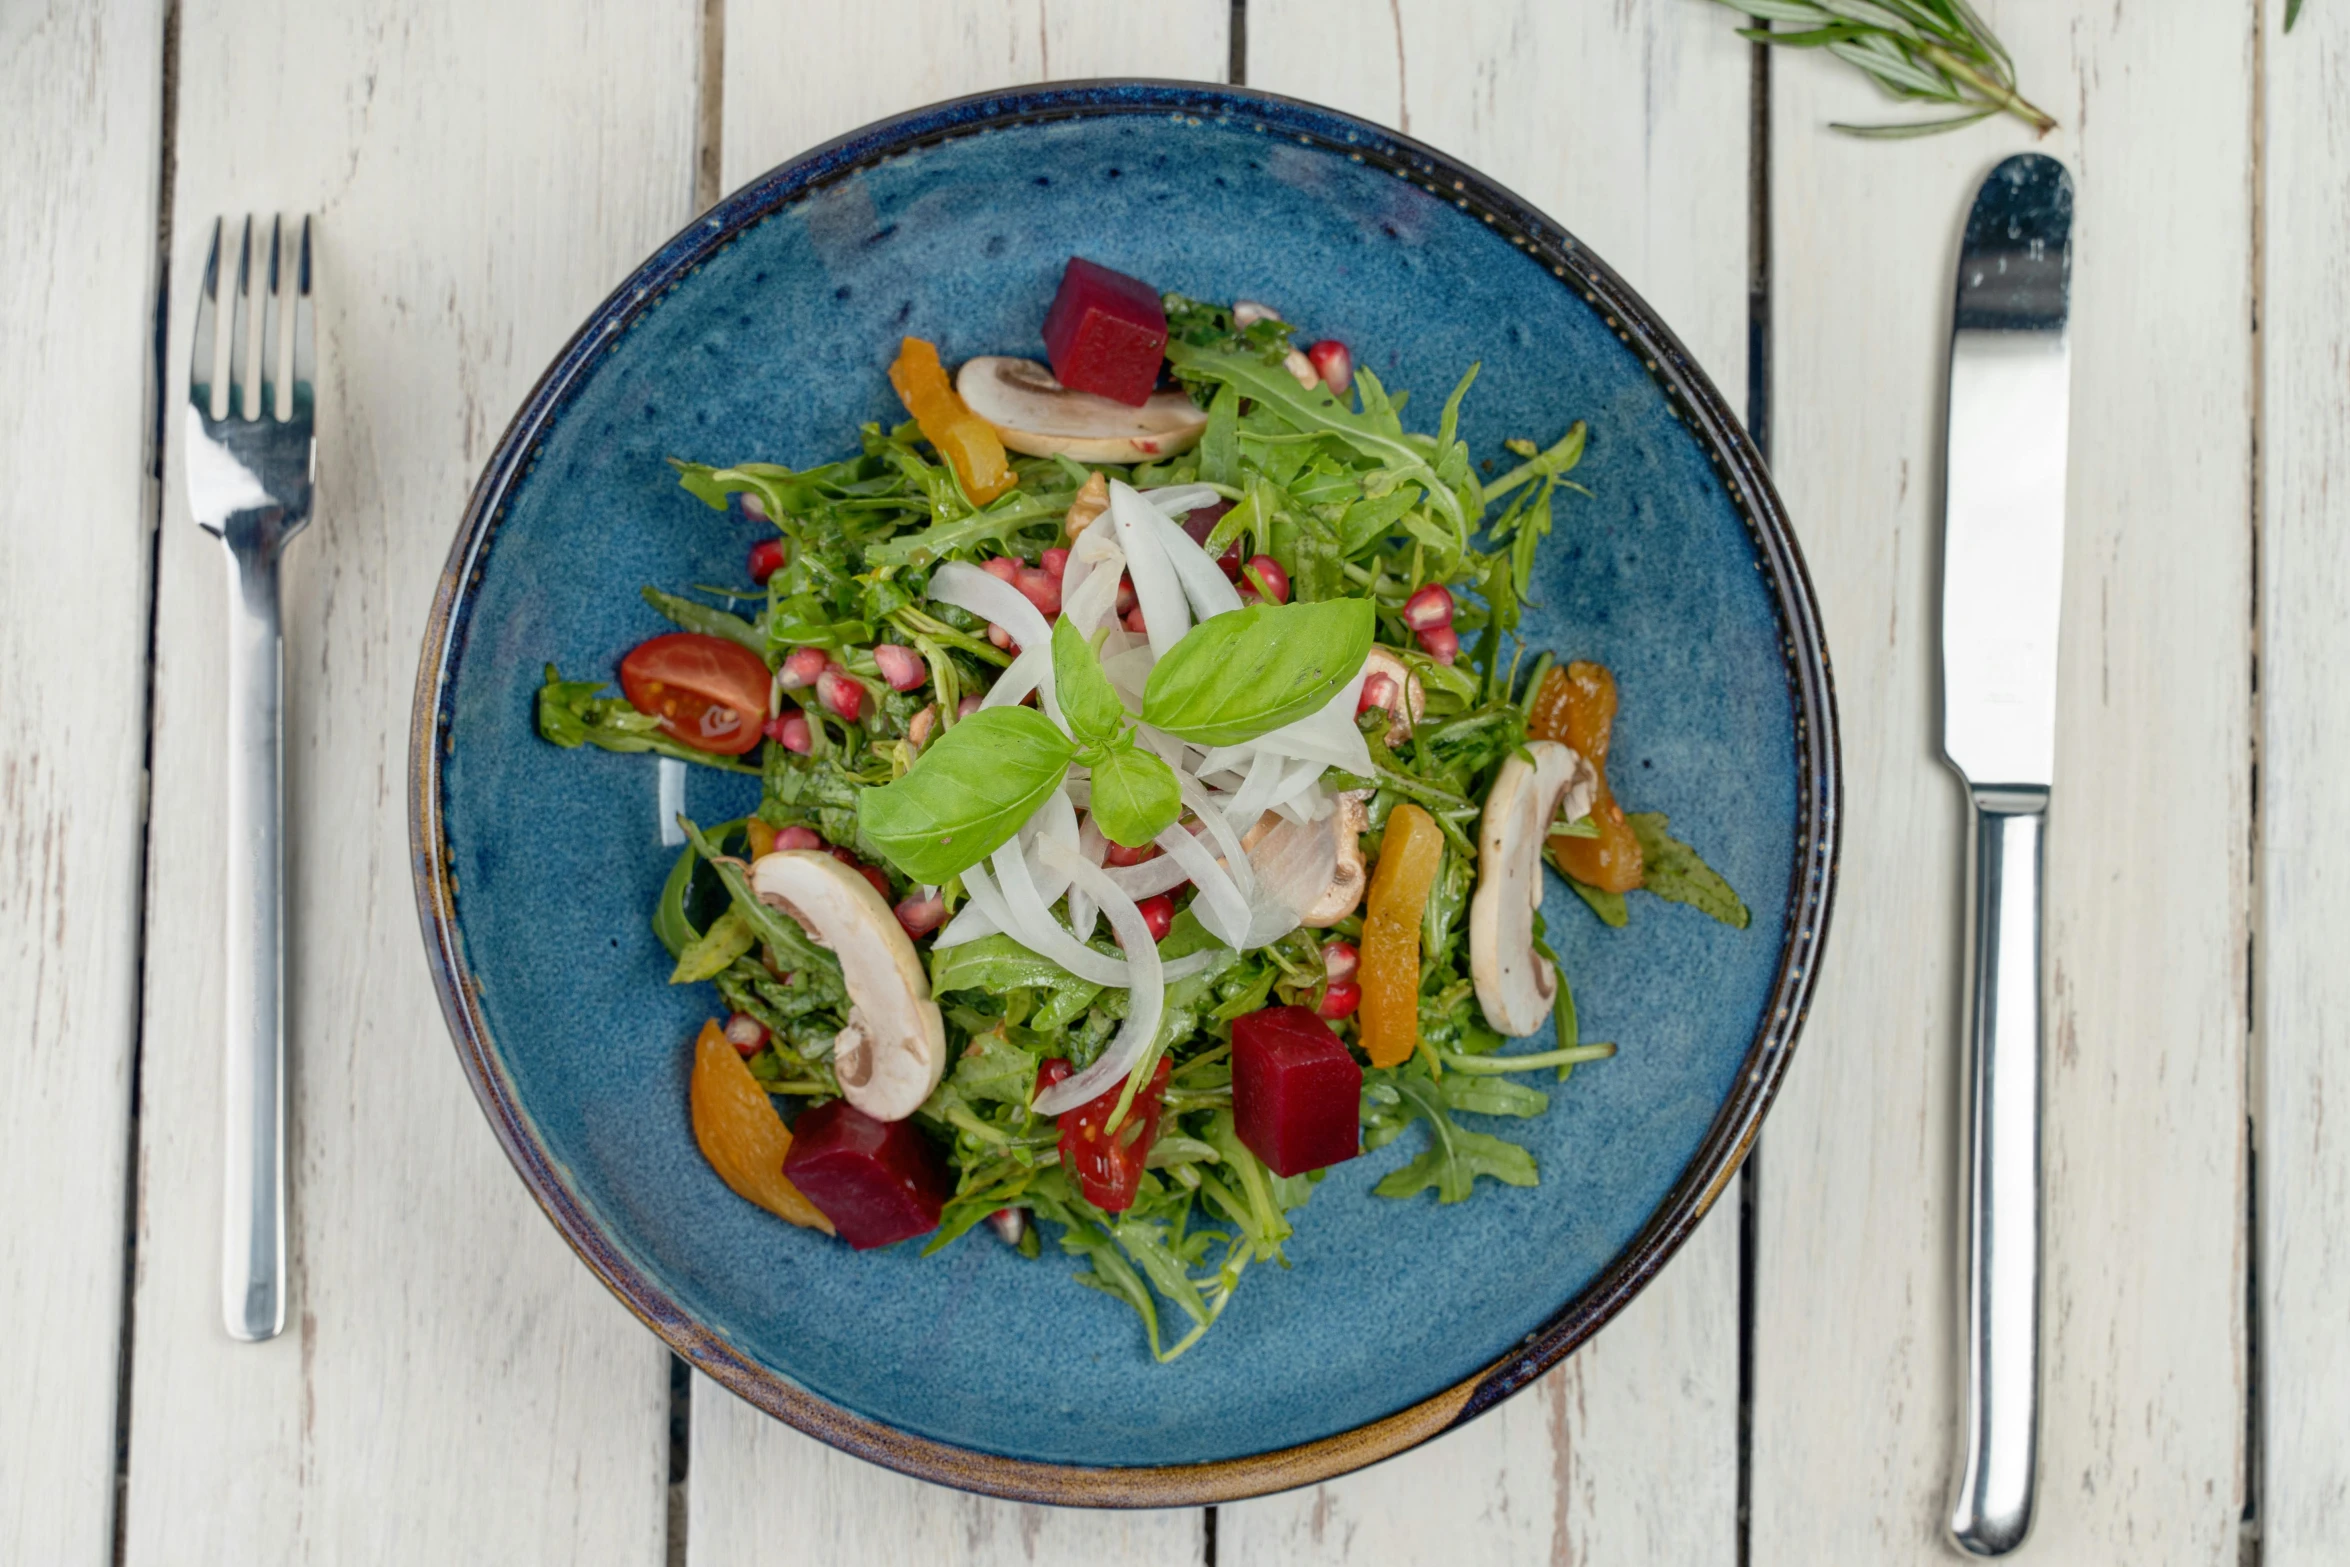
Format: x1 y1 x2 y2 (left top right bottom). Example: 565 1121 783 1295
1041 257 1168 407
781 1100 952 1250
1231 1005 1364 1178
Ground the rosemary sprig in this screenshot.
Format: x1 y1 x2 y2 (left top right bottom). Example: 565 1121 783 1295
1712 1 2056 139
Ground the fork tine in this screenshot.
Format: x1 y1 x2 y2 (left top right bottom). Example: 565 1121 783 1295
290 216 315 420
189 218 222 416
227 216 254 421
260 216 284 421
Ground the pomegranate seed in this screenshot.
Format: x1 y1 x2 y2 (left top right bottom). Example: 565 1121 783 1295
1323 940 1361 983
1114 575 1137 616
894 894 946 939
827 847 893 903
1243 555 1290 605
981 556 1021 584
739 492 769 522
747 538 787 584
873 643 926 692
957 694 984 719
1358 672 1401 717
1232 300 1282 327
1133 895 1175 944
817 669 865 721
987 623 1015 651
723 1012 770 1055
1123 605 1148 635
772 713 813 753
1015 567 1061 618
1307 339 1355 397
1317 981 1362 1021
1179 500 1234 555
773 825 822 852
1417 624 1461 665
987 1207 1028 1246
907 705 937 749
779 646 831 689
1402 583 1455 631
1041 547 1070 579
1283 347 1319 389
1103 840 1159 868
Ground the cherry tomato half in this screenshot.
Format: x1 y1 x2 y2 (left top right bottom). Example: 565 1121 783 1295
1037 1055 1173 1214
619 633 770 756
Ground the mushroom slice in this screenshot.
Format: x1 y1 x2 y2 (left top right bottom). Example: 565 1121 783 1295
1302 793 1370 928
957 356 1208 464
1360 647 1427 748
1470 741 1599 1035
748 850 946 1121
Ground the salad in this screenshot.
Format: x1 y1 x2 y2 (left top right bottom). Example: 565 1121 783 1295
538 257 1747 1361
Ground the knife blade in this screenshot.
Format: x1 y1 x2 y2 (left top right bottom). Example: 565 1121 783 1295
1940 152 2073 1559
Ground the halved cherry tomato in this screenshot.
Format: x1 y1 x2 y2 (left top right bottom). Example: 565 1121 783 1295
1037 1055 1173 1213
619 633 770 756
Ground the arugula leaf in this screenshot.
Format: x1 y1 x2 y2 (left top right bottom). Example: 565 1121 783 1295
1086 743 1181 848
679 819 844 989
1568 876 1629 928
1197 383 1241 486
669 906 754 983
948 1027 1039 1107
857 705 1074 882
641 586 763 653
535 666 760 773
1141 599 1375 745
1625 813 1749 929
1051 617 1128 745
930 934 1104 1040
1370 1069 1538 1204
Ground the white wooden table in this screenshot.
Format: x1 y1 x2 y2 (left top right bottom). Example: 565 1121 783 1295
6 1 2342 1561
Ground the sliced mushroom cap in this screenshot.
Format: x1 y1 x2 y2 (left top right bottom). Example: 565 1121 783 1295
748 850 946 1120
1360 646 1426 747
956 356 1208 464
1469 741 1598 1035
1302 793 1370 927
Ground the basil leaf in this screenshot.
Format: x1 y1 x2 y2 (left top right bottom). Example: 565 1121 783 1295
1086 744 1182 848
857 705 1073 882
1052 617 1128 745
1140 599 1375 746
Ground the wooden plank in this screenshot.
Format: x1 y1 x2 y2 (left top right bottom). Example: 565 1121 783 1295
120 2 698 1562
0 1 164 1559
690 8 1228 1563
1751 7 2252 1563
2259 2 2350 1561
1221 4 1749 1562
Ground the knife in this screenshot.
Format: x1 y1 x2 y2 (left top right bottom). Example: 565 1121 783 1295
1940 152 2073 1558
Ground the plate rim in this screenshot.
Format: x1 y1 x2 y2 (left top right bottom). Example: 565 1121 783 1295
408 77 1842 1506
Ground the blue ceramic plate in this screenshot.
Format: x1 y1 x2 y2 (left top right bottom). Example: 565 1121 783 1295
412 82 1837 1504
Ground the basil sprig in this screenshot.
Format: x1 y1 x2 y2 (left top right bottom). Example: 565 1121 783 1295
1139 599 1374 747
858 600 1372 880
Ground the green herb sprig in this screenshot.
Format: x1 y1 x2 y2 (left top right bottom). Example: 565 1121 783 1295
1713 1 2055 139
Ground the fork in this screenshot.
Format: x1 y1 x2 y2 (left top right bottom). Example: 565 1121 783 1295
187 214 316 1342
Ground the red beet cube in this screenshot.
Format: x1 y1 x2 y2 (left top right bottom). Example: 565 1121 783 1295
781 1100 953 1250
1041 257 1167 407
1231 1006 1364 1178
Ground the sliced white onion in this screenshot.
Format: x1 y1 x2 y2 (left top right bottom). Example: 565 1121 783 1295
988 838 1132 989
1105 853 1195 899
932 900 1001 948
1140 483 1223 516
1240 809 1340 948
1177 773 1255 899
1109 481 1192 658
1221 747 1288 834
1061 541 1125 636
1067 818 1106 941
979 642 1059 726
1153 820 1254 948
1031 843 1166 1116
1162 950 1224 981
1022 786 1081 907
1136 495 1246 622
1267 758 1330 817
1101 643 1156 705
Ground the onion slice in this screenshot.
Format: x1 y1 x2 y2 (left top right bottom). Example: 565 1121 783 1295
990 840 1130 988
1109 481 1193 658
1153 820 1254 948
1031 843 1165 1117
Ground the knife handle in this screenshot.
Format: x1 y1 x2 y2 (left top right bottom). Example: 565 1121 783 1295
1948 785 2046 1556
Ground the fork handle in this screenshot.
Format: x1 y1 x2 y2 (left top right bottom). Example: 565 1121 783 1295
222 540 289 1342
1948 785 2046 1555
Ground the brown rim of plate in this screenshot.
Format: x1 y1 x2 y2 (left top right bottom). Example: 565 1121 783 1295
409 79 1841 1507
